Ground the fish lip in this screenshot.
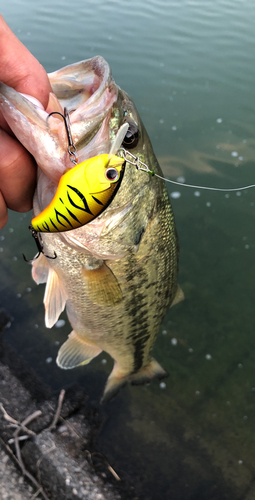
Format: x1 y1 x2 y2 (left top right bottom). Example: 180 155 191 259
48 56 119 160
48 56 114 113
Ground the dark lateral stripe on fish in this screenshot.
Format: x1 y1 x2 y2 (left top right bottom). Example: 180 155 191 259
60 198 64 204
37 225 42 232
92 195 104 206
145 281 157 290
133 332 151 372
67 185 93 215
54 208 73 228
124 254 151 372
65 207 82 224
125 303 150 372
42 221 50 231
49 218 59 231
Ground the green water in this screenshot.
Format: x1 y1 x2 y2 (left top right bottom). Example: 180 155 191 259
1 1 255 498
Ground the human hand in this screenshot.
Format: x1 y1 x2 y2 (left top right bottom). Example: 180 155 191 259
0 15 52 229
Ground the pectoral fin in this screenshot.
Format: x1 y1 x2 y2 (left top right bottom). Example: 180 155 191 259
57 330 102 369
44 267 67 328
82 263 122 306
32 253 50 284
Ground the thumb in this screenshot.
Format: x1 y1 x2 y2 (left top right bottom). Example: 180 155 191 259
0 15 52 110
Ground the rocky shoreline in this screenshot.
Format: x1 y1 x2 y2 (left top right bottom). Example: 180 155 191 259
0 309 128 500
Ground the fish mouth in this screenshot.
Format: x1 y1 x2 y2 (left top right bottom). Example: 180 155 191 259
0 56 120 183
48 56 114 112
47 56 120 159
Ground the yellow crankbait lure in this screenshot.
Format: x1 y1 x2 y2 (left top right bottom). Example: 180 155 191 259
23 114 129 262
31 154 125 233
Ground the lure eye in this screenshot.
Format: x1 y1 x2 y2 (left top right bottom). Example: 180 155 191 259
122 122 139 149
105 167 119 182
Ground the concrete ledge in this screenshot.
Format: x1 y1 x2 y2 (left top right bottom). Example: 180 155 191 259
0 310 123 500
23 430 120 500
0 442 35 500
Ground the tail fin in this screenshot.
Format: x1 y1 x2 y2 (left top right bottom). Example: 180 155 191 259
129 358 168 386
101 358 168 404
101 374 128 404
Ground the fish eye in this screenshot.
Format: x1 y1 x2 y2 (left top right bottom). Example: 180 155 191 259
105 167 119 182
122 122 139 149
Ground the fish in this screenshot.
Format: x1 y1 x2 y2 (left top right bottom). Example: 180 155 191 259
0 56 182 403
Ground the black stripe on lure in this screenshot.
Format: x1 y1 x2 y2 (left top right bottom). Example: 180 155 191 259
23 114 129 262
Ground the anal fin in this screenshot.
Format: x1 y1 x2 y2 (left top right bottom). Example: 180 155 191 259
57 330 102 369
82 263 122 306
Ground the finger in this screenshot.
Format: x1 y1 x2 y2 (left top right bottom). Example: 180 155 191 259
0 16 52 136
0 190 8 229
0 128 36 212
0 15 52 108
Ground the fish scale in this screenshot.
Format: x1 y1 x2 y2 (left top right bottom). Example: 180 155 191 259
0 56 181 403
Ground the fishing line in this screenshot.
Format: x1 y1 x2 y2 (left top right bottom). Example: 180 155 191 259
119 147 254 193
153 174 255 192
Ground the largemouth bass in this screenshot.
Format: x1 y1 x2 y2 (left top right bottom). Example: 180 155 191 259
0 56 182 402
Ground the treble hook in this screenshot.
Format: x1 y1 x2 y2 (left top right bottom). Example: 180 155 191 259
23 225 57 263
47 108 78 164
